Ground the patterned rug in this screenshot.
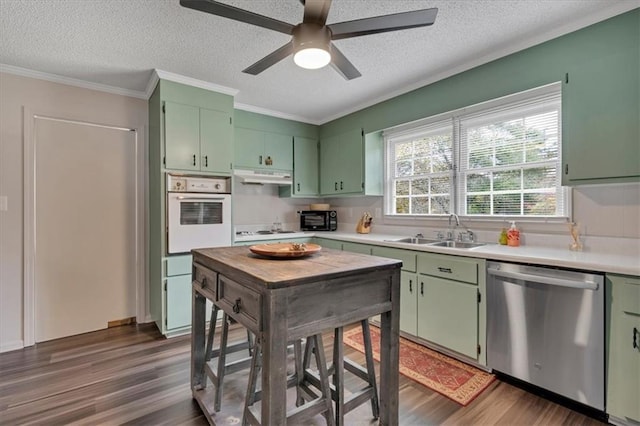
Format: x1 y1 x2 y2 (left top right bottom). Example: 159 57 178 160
343 325 495 406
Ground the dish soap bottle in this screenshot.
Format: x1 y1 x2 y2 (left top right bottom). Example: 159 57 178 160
507 221 520 247
499 228 508 245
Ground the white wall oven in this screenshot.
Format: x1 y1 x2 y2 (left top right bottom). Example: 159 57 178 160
166 174 232 254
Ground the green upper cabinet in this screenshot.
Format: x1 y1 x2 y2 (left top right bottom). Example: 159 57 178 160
200 108 233 173
562 28 640 185
319 128 383 196
164 101 232 174
292 136 318 196
235 127 293 171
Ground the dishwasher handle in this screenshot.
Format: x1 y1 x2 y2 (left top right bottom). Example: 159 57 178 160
487 267 599 290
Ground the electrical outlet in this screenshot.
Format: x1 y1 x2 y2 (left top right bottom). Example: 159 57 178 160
0 196 7 212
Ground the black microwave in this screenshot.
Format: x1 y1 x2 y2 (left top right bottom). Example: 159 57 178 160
299 210 337 231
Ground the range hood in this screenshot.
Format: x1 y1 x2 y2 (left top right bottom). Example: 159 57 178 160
234 169 292 185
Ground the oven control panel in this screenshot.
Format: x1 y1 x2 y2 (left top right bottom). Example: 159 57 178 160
167 174 231 194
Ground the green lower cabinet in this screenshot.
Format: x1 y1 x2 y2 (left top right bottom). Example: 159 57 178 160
416 252 485 363
606 274 640 424
400 272 418 335
312 237 343 250
371 246 418 336
341 241 372 255
417 275 478 358
166 274 192 330
164 255 193 333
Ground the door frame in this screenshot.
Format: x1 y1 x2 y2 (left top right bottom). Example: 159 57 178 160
22 108 147 346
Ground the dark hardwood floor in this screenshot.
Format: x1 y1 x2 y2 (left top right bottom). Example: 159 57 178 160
0 323 605 425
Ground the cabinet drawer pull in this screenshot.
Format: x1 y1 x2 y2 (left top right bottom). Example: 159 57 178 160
634 327 639 349
204 155 208 167
192 154 196 166
334 182 338 191
340 181 343 190
409 279 412 292
420 282 424 296
438 267 452 274
297 183 300 191
233 298 242 314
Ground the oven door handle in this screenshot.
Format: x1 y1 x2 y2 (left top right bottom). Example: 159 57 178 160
487 267 599 290
176 196 227 201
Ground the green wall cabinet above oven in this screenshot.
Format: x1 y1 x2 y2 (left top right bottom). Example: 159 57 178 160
164 101 233 174
235 128 293 172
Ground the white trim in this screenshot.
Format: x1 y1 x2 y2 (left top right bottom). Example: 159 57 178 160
23 107 35 347
233 102 321 125
0 340 24 353
23 111 146 345
1 64 147 99
153 69 238 97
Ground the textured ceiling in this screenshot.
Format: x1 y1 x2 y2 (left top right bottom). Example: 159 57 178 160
0 0 637 124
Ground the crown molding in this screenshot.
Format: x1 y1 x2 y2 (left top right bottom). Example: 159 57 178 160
0 64 148 99
152 69 239 97
233 102 320 125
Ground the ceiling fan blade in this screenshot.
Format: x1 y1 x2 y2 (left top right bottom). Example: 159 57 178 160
302 0 332 25
242 42 294 75
329 8 438 40
330 43 361 80
180 0 294 35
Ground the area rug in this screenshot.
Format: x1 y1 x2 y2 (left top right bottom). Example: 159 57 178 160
343 325 495 406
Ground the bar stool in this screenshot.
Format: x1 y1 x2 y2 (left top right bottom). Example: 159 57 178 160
243 334 336 426
303 319 379 425
203 305 253 412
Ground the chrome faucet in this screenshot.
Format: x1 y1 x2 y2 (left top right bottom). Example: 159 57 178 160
448 213 460 228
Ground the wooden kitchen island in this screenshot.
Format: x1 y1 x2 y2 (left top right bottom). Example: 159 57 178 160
190 245 401 425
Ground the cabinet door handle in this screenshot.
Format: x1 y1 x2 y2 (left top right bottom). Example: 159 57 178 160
297 183 300 191
233 298 242 314
420 282 424 296
409 279 412 293
340 181 343 190
634 327 639 349
334 182 338 191
259 155 263 165
192 155 196 166
438 267 452 274
204 156 208 167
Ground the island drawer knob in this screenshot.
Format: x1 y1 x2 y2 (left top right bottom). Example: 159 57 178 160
233 298 242 314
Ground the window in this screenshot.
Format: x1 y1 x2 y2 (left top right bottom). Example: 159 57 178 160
385 83 567 219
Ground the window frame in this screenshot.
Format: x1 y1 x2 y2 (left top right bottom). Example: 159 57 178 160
383 82 570 222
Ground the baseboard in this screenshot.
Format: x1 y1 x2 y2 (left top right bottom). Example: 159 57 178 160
0 340 24 353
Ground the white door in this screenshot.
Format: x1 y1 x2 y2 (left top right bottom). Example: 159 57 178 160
34 118 137 342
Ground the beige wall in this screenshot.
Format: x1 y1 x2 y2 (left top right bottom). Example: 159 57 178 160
0 72 148 352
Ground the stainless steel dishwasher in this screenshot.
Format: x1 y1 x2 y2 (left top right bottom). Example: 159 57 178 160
486 261 605 411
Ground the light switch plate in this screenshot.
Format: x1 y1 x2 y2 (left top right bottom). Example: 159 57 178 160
0 196 7 211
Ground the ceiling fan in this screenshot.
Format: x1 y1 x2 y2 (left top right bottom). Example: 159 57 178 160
180 0 438 80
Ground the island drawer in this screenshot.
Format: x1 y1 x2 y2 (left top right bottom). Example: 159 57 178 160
417 253 478 285
218 274 262 333
193 263 217 297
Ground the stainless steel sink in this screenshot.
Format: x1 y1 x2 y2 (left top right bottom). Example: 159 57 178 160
429 240 486 249
388 237 440 244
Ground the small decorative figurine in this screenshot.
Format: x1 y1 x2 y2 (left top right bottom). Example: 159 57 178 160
568 221 583 251
356 212 373 234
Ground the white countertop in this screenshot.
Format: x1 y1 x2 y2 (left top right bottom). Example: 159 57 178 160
235 230 640 276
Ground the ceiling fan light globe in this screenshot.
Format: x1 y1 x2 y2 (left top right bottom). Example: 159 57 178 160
293 48 331 69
